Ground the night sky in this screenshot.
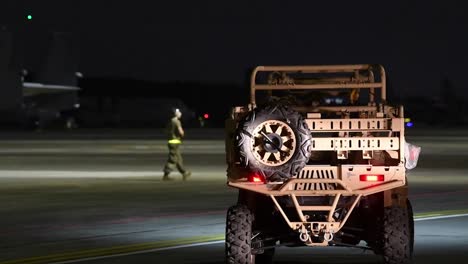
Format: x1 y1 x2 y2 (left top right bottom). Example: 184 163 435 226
2 0 468 99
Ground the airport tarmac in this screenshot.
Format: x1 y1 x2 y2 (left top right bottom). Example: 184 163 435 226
0 127 467 263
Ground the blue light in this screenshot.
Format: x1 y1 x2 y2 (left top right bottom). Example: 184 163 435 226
335 98 343 104
406 122 414 128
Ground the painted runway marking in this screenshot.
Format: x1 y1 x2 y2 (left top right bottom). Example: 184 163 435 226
49 213 468 264
414 213 468 222
0 236 224 264
51 240 225 264
2 211 468 264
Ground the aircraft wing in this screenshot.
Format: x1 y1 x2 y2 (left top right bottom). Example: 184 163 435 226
23 82 80 96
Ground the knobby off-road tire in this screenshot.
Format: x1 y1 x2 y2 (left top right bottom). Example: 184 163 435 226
407 199 415 255
226 204 274 264
236 105 312 182
380 202 414 264
226 205 254 264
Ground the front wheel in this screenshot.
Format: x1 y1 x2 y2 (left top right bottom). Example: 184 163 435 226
379 203 414 264
225 204 274 264
226 204 254 264
407 199 415 255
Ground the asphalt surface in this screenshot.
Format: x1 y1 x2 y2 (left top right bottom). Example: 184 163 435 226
0 127 467 264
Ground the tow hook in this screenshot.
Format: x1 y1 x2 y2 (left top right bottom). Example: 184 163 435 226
324 231 334 242
299 231 310 242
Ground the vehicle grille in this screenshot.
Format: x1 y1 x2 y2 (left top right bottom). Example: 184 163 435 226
294 167 338 191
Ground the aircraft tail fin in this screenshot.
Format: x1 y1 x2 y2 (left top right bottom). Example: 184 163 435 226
36 32 79 86
0 28 22 111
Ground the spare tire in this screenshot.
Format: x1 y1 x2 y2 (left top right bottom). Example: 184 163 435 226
236 104 312 182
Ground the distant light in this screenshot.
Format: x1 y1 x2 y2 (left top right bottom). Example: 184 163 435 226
404 118 411 123
27 14 32 20
335 98 343 104
74 103 80 108
203 113 209 119
406 122 414 127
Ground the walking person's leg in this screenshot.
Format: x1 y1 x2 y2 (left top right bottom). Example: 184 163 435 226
175 144 191 180
163 144 178 180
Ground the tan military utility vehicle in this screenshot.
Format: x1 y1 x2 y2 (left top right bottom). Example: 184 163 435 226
224 65 417 264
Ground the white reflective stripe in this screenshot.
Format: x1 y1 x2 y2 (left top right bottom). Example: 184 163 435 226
168 139 182 144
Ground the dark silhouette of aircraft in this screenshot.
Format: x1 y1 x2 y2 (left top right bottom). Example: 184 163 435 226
1 28 80 129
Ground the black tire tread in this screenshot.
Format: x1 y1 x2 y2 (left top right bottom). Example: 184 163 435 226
226 205 254 264
407 199 415 254
381 206 413 264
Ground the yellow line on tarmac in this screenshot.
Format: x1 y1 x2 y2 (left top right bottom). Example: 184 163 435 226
2 209 468 264
413 209 468 219
0 235 224 264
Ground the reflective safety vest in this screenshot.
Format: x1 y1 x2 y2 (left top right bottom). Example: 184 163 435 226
168 139 182 144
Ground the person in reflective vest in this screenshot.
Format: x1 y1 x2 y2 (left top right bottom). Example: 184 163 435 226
163 108 191 181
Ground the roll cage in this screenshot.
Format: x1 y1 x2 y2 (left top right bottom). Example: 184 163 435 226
249 64 387 109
